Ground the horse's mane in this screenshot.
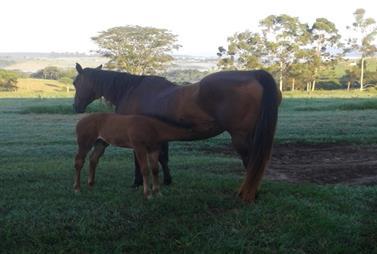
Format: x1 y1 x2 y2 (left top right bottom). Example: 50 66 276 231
85 68 145 99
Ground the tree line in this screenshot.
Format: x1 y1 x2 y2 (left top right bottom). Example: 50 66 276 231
217 8 377 91
90 9 376 91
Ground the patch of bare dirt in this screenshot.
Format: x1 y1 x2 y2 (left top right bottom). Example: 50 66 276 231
266 144 377 185
204 143 377 185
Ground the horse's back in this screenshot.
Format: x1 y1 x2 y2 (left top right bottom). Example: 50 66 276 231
197 71 264 131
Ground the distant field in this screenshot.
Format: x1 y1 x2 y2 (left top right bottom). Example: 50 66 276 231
0 78 75 98
1 55 217 73
3 57 107 73
3 77 377 99
335 58 377 77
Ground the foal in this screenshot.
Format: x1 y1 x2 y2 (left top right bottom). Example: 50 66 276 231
74 113 193 199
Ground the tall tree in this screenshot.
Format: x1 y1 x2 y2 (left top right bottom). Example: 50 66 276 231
288 48 317 91
346 8 377 90
259 15 309 91
0 69 18 91
92 26 181 75
217 31 264 70
309 18 342 91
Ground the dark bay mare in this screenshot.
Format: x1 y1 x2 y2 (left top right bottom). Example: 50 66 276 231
73 63 281 202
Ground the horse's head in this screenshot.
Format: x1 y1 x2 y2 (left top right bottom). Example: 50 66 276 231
73 63 102 113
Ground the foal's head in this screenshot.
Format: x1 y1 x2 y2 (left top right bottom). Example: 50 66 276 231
73 63 102 113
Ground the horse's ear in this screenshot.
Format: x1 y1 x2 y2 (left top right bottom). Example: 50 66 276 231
76 63 83 74
96 64 103 70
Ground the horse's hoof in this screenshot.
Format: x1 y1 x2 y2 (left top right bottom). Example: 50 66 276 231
238 190 256 203
131 183 142 189
163 178 172 185
74 189 81 193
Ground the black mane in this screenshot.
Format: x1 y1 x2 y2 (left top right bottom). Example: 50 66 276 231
84 68 146 105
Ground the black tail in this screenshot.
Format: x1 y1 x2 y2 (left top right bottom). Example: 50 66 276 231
247 70 280 178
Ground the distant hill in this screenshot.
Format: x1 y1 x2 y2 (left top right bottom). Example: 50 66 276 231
0 52 218 73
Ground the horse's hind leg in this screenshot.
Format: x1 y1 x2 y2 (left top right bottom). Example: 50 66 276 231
74 145 91 192
148 150 160 195
230 131 262 202
159 142 172 185
230 132 250 168
88 140 108 188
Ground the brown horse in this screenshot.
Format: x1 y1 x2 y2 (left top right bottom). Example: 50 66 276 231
74 113 196 199
73 64 281 202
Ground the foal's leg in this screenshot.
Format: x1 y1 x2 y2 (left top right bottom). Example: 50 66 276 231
132 152 143 187
134 148 151 199
74 146 91 192
133 142 171 187
88 140 108 188
159 142 172 185
148 150 161 195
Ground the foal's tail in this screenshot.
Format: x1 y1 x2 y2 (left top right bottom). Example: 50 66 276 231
243 70 280 198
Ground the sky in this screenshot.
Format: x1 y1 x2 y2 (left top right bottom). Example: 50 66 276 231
1 0 376 57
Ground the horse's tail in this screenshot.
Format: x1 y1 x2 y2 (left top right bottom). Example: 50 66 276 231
240 70 280 201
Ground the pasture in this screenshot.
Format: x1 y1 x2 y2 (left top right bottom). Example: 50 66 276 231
1 93 377 253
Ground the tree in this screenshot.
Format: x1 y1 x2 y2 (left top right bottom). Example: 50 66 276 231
309 18 342 91
287 49 317 91
58 77 74 92
217 31 264 70
32 66 63 80
346 8 377 90
342 66 360 90
163 69 209 84
259 15 309 91
92 26 181 74
0 69 18 91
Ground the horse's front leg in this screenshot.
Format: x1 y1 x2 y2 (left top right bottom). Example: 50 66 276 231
159 142 172 185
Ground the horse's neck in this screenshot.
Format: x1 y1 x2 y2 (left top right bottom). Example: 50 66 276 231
95 79 126 106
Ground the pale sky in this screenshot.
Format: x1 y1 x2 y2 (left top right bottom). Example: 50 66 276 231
1 0 376 57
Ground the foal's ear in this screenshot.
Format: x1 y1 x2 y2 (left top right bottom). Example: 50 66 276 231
76 63 83 74
96 64 103 70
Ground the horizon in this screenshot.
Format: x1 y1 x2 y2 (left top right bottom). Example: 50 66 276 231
1 0 377 57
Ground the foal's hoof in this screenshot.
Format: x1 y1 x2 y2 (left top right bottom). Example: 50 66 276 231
154 191 163 197
144 194 153 200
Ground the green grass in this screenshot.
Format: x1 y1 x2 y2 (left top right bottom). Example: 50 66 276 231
0 96 377 253
294 99 377 111
20 102 113 114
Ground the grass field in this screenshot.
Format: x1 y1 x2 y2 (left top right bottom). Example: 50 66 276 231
1 92 377 253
